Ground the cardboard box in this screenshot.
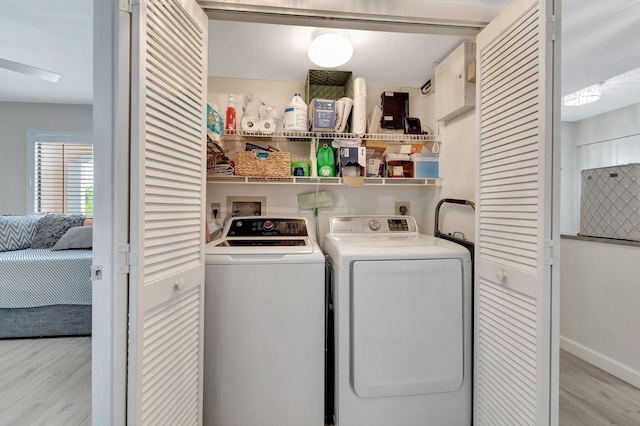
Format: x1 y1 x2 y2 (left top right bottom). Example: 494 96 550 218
387 160 414 178
338 146 366 177
310 98 336 131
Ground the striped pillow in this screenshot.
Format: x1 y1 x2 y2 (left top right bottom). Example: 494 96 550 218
51 226 93 250
0 215 42 252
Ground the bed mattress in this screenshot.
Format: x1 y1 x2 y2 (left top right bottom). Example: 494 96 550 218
0 248 92 308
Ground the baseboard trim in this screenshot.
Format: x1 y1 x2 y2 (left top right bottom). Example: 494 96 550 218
561 336 640 389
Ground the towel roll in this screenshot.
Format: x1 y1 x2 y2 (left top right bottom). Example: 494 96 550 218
352 77 367 136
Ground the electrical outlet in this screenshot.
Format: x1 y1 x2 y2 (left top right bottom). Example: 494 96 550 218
210 203 221 219
395 201 410 216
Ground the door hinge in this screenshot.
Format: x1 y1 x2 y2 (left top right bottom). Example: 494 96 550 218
543 240 555 265
120 0 137 12
547 15 558 41
544 239 554 265
117 243 131 274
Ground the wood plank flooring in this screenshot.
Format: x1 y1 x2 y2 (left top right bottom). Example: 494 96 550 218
1 339 639 425
560 349 640 426
0 337 91 426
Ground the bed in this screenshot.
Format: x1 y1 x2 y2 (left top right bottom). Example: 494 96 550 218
0 214 92 339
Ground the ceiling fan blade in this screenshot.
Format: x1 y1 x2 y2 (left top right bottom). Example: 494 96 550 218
0 58 60 82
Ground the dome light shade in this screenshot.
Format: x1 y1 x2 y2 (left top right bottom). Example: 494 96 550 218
563 84 601 106
308 30 353 68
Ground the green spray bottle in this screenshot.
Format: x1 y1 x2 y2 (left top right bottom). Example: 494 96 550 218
317 143 335 177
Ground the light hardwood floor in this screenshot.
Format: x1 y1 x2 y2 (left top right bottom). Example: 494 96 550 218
1 339 639 426
559 349 640 426
0 337 91 426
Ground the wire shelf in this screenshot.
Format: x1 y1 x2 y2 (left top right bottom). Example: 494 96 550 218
207 175 442 186
219 130 436 144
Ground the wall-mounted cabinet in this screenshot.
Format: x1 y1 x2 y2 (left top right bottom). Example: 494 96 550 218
435 41 476 123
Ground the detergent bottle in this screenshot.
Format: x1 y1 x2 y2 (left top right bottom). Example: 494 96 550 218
283 93 308 131
225 94 237 134
317 143 335 177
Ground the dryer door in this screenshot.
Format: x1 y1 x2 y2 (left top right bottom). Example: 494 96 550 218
351 259 464 398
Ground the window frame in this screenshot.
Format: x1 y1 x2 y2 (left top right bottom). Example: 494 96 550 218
26 131 94 214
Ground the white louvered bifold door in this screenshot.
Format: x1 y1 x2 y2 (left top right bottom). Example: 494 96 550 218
129 0 208 424
475 0 560 424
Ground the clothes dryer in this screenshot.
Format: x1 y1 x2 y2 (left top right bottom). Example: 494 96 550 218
204 217 325 426
323 215 472 426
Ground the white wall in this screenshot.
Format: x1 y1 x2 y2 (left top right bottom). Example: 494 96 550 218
206 77 476 243
560 102 640 387
420 96 477 241
561 102 640 234
0 102 93 215
572 102 640 146
560 121 578 234
560 238 640 388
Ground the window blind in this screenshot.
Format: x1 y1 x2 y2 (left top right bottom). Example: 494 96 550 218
34 142 94 215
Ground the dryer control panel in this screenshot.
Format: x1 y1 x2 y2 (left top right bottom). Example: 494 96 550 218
329 216 418 234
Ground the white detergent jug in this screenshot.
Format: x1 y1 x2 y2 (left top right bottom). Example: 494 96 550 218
283 93 308 132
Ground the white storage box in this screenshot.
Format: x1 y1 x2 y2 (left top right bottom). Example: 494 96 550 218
580 164 640 241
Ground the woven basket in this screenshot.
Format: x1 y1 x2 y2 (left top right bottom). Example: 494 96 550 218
235 151 292 177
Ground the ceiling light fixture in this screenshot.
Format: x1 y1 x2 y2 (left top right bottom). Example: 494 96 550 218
563 84 601 106
308 29 353 68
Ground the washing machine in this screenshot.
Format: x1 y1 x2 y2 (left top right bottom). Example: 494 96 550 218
204 216 325 426
323 215 472 426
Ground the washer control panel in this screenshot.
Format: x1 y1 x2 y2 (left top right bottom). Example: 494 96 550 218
330 216 418 234
226 217 308 237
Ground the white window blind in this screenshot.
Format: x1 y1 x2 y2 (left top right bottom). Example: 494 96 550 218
34 141 94 215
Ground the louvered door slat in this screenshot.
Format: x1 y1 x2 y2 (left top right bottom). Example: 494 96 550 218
477 279 538 410
145 69 200 118
147 133 201 164
482 39 538 93
149 2 201 62
482 8 538 71
483 101 538 135
481 234 536 251
139 286 202 424
481 201 538 211
478 356 536 409
482 171 537 187
147 96 202 135
482 115 538 144
482 70 538 119
147 165 201 185
480 165 538 184
483 59 538 106
129 0 207 424
147 7 201 78
483 131 537 156
147 80 200 122
482 128 538 154
147 110 201 143
475 0 558 422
